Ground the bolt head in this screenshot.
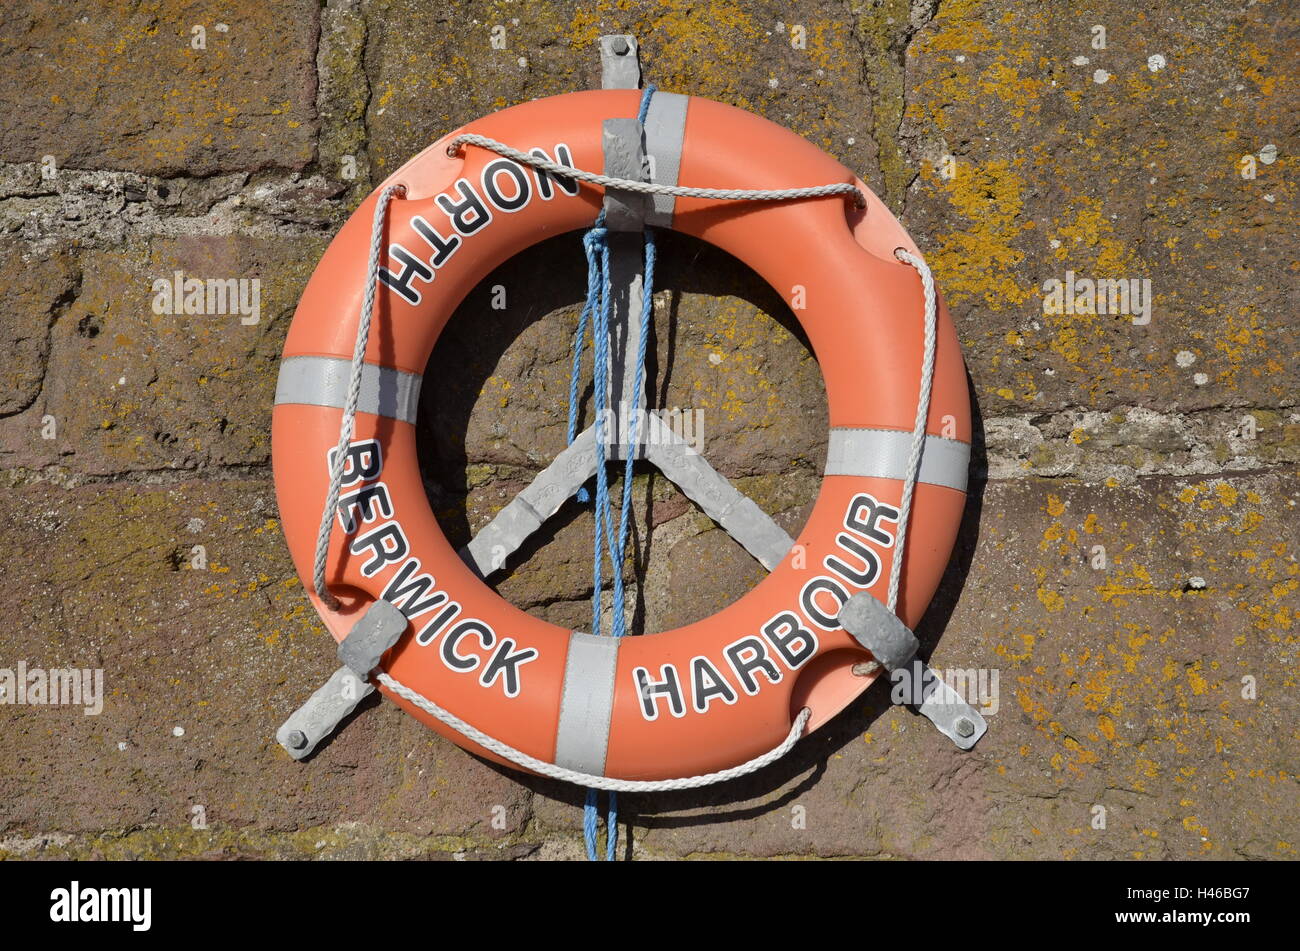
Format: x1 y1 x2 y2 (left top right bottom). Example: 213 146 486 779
955 717 975 738
287 730 308 750
610 36 630 55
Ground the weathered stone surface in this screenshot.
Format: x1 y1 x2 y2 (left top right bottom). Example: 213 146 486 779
0 478 531 854
0 240 79 415
983 405 1300 482
316 0 374 205
0 2 320 176
362 0 890 186
417 232 827 485
7 465 1292 861
901 0 1296 416
0 235 326 474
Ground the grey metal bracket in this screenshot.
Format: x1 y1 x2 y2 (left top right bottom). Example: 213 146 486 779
641 413 794 570
599 34 651 463
276 665 375 760
276 599 408 759
599 34 640 90
459 425 600 577
838 592 987 751
461 413 795 581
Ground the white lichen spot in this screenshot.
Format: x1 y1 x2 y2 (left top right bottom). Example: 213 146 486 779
1093 69 1110 84
186 517 205 534
767 77 779 89
172 726 185 737
847 136 856 146
1259 144 1278 165
1175 350 1196 367
117 742 128 751
1049 238 1061 249
956 55 966 63
517 57 528 68
1193 372 1209 386
1147 54 1166 72
708 352 723 366
1187 576 1207 590
1072 56 1090 66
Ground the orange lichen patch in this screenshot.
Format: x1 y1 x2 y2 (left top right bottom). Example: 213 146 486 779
926 160 1034 310
1037 587 1065 612
1096 563 1166 605
1097 715 1116 741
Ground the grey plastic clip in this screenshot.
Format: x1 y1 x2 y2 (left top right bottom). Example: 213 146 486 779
276 665 375 760
839 592 987 751
839 592 919 671
336 598 408 677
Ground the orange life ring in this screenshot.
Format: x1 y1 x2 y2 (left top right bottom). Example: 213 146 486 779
272 89 970 782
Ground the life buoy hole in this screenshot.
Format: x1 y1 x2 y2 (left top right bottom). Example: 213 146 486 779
788 646 884 734
415 229 829 635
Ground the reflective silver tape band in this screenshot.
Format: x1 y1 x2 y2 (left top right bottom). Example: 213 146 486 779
826 428 970 493
275 355 422 425
553 632 621 775
642 91 689 227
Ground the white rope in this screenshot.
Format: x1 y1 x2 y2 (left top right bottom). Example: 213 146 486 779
378 671 811 792
312 183 407 611
448 132 867 208
885 249 939 614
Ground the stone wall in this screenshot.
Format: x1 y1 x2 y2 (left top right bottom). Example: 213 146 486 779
0 0 1294 860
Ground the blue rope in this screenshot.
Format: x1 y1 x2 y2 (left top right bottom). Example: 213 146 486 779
566 216 606 505
571 84 657 861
